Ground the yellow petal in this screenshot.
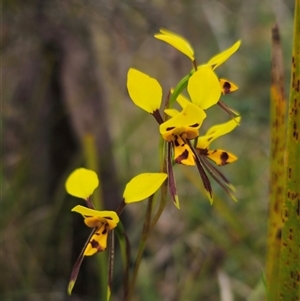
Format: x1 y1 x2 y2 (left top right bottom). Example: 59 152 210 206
206 149 238 166
71 205 119 225
84 216 102 228
84 224 109 256
123 173 168 203
187 65 221 110
207 40 241 70
219 79 239 95
176 92 191 108
172 137 195 166
65 168 99 200
164 108 180 117
197 117 241 149
160 103 206 141
154 29 195 61
127 68 162 113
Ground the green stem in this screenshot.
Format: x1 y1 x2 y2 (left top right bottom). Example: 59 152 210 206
150 173 168 231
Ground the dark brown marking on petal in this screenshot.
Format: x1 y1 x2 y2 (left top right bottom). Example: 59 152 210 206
90 239 99 249
102 226 108 235
222 81 232 94
174 135 180 147
104 216 113 220
166 126 175 131
175 149 189 164
90 239 104 252
220 152 229 165
189 123 199 128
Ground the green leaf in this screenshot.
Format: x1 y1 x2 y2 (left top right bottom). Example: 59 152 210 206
277 1 300 299
265 23 286 301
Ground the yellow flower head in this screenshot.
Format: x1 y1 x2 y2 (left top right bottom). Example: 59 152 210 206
67 171 167 295
160 103 206 166
72 206 119 256
154 29 195 62
160 103 206 141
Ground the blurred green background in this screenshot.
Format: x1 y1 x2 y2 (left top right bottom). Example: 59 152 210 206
2 0 295 300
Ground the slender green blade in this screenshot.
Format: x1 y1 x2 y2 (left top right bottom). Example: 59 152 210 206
265 23 287 301
278 1 300 299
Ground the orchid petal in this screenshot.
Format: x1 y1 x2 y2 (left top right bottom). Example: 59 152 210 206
83 224 109 256
219 79 239 95
196 117 241 149
207 40 241 70
160 103 206 141
206 149 238 166
123 173 168 203
172 136 195 166
65 168 99 200
176 92 191 108
127 68 162 113
154 29 195 61
71 205 119 225
164 108 180 117
187 65 221 109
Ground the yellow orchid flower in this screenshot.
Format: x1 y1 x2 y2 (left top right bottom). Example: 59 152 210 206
154 28 195 62
159 103 208 207
73 206 119 256
155 28 240 71
155 29 241 116
68 206 119 295
66 170 167 295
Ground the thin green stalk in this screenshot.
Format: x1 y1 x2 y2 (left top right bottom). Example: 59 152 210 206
277 0 300 299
